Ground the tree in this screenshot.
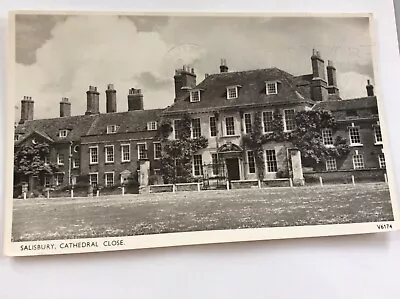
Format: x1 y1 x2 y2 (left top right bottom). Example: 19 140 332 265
14 142 59 189
159 114 208 184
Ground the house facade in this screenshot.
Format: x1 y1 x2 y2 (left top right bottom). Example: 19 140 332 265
13 48 386 194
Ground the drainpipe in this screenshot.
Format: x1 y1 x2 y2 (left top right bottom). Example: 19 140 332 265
68 141 72 186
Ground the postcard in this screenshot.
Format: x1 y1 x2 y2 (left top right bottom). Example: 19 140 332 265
3 11 399 256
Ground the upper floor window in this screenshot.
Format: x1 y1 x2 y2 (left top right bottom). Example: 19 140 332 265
262 111 273 133
244 113 252 134
349 126 362 145
174 119 181 139
283 109 296 131
266 82 278 95
59 130 68 138
105 145 114 163
374 125 382 144
321 128 334 146
89 146 98 164
107 125 118 134
190 90 201 102
137 143 148 160
226 86 238 99
209 116 217 137
191 118 201 138
225 117 235 136
147 121 158 131
121 144 130 162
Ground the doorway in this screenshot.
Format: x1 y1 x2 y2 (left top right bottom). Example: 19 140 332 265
226 158 240 181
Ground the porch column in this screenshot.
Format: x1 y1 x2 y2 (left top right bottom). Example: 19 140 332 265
290 149 305 186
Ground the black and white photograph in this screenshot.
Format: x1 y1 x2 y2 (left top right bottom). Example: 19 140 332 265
3 11 399 256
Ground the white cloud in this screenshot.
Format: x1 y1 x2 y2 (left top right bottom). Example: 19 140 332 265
337 71 372 99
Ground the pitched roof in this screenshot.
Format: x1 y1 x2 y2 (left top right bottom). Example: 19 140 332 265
312 96 377 111
15 115 98 143
164 68 314 114
85 109 164 136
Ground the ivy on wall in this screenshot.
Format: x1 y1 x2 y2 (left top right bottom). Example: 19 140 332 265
158 114 208 184
242 109 350 174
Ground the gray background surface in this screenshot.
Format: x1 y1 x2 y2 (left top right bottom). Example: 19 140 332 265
1 1 400 299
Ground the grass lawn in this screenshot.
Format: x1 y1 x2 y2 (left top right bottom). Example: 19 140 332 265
12 183 394 242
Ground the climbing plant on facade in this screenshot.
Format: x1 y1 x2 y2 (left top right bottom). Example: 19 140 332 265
158 113 208 184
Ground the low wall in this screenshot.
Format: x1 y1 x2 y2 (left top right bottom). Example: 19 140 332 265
304 168 386 185
231 180 259 190
150 184 174 193
175 182 202 192
262 178 291 188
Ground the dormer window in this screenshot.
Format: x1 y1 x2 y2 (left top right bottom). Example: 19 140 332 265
107 125 118 134
59 129 68 138
147 121 158 131
190 90 201 102
227 86 239 99
266 81 278 95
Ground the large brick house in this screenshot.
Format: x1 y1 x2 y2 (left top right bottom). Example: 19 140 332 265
14 85 163 191
13 48 385 193
161 49 385 184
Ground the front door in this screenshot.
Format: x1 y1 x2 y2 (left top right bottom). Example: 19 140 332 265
226 158 240 181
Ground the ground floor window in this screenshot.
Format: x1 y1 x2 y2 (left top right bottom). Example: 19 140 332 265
378 153 386 168
89 173 98 187
325 158 337 171
265 149 278 172
105 172 114 187
44 176 51 187
55 174 63 186
247 151 256 174
193 154 203 176
352 154 365 169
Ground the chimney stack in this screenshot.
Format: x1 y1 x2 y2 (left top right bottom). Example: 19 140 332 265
366 79 374 97
310 49 328 101
106 84 117 113
85 85 100 115
19 96 34 124
128 88 144 111
173 65 197 101
60 97 71 117
326 60 339 95
220 59 228 73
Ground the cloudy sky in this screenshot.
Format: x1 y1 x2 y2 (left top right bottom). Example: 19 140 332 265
14 14 375 120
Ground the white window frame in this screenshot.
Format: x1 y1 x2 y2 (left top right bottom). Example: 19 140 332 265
154 142 162 160
209 116 217 137
190 90 201 102
243 113 252 134
59 129 68 138
373 124 383 145
137 143 148 160
107 125 118 134
104 172 115 187
191 118 201 139
349 125 362 146
225 116 235 136
352 152 365 170
147 121 158 131
262 110 274 133
57 153 64 166
173 119 181 139
104 145 114 164
226 86 238 99
265 149 278 173
266 81 278 95
121 144 131 162
325 158 337 171
89 172 98 187
321 128 334 146
44 175 51 187
283 109 296 132
193 154 203 176
89 146 99 165
247 150 256 174
72 157 80 169
378 153 386 169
